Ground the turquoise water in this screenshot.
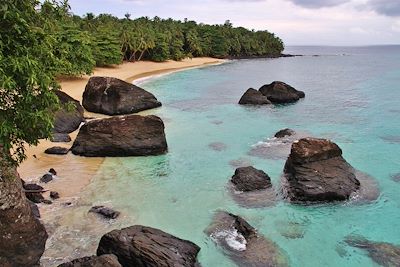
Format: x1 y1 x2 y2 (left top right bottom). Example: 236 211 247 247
61 46 400 266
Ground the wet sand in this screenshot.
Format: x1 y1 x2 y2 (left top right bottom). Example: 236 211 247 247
17 57 225 199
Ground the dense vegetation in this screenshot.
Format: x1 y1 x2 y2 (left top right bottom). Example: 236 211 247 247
0 0 284 163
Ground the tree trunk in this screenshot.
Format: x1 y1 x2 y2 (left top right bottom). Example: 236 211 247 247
0 149 48 267
138 49 147 61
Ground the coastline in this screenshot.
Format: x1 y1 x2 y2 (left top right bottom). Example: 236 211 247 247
17 57 225 200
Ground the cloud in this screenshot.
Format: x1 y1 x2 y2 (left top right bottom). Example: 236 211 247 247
366 0 400 17
286 0 349 8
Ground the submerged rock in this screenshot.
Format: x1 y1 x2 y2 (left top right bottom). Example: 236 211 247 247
71 115 168 157
53 90 84 134
89 206 120 219
231 166 272 192
274 128 295 138
0 156 48 267
83 76 161 115
40 173 53 183
259 81 305 104
283 138 360 202
45 146 69 155
50 191 60 199
239 88 272 105
50 133 71 143
229 158 253 168
209 142 228 151
58 254 122 267
391 173 400 182
345 235 400 267
97 225 200 267
206 211 289 267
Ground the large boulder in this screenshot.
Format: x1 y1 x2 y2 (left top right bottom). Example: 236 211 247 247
82 76 161 115
283 138 360 202
259 81 305 104
44 146 69 155
71 115 168 157
97 225 200 267
0 154 48 266
58 254 122 267
231 166 272 192
53 90 84 133
206 211 289 267
239 88 271 105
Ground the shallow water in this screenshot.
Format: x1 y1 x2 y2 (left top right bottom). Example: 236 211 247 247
42 46 400 266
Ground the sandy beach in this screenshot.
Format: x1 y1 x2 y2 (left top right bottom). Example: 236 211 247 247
17 57 224 199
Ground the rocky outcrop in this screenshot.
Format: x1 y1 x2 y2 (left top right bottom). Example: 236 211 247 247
71 115 167 157
239 88 271 105
82 77 161 115
274 128 295 138
53 90 84 134
0 154 48 266
206 211 288 267
231 166 272 192
283 138 360 202
97 225 200 267
58 254 122 267
345 235 400 267
89 206 120 219
44 146 69 155
259 81 305 104
50 133 71 143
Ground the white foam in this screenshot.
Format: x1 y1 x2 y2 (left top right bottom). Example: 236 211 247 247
211 228 247 251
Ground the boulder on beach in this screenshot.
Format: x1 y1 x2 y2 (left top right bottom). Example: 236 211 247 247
283 137 360 202
345 235 400 266
0 158 48 267
259 81 305 104
58 254 122 267
53 90 85 134
231 166 272 192
239 88 272 105
82 76 161 115
97 225 201 267
71 115 168 157
45 146 69 155
89 206 120 219
206 211 289 267
50 133 72 143
274 128 295 138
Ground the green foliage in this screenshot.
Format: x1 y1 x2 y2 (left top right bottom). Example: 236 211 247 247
91 29 122 66
0 0 60 163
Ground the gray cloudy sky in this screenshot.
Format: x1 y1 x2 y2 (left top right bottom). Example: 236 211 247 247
68 0 400 45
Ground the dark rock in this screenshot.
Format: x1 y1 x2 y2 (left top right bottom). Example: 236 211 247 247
89 206 120 219
41 199 53 205
274 128 295 138
231 166 272 192
239 88 271 105
283 138 360 202
45 146 69 155
49 168 57 176
40 173 53 183
97 225 201 267
28 200 41 219
50 133 72 143
0 155 48 267
23 183 45 203
206 211 288 267
259 81 305 104
345 235 400 267
83 76 161 115
50 191 60 199
71 115 168 157
53 90 84 134
58 254 122 267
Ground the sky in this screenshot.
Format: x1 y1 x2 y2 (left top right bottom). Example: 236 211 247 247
67 0 400 46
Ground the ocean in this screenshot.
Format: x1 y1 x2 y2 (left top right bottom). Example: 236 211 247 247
43 46 400 266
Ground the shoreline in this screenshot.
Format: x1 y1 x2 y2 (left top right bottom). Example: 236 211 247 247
17 57 226 201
